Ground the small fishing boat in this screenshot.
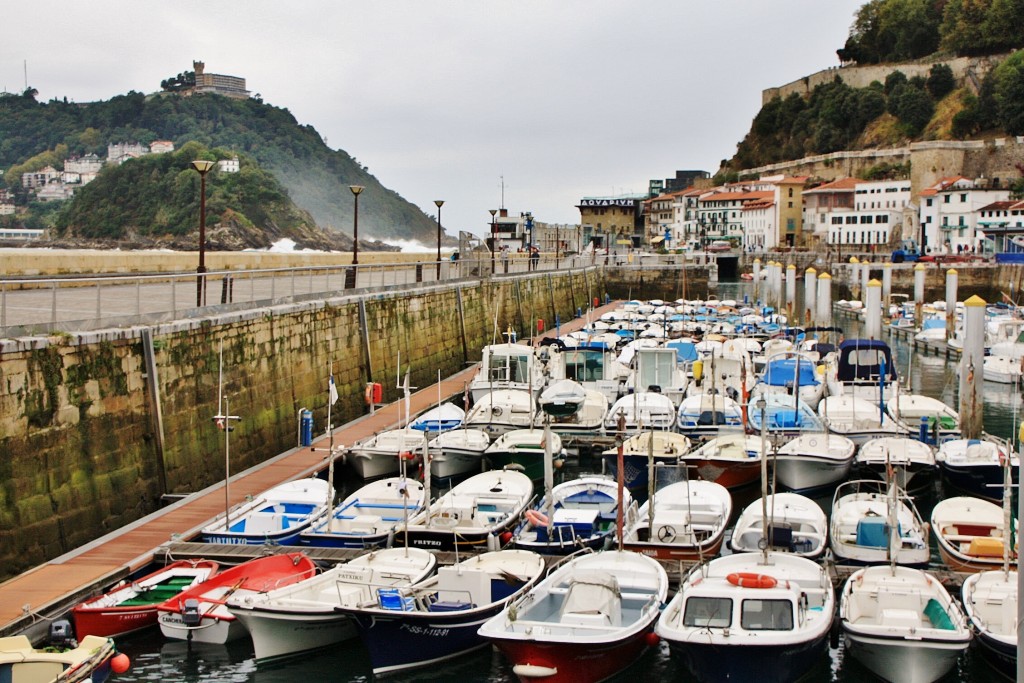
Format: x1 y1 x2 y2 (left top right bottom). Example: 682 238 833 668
657 551 835 683
73 559 220 638
338 549 546 675
227 547 437 662
932 496 1018 573
483 428 566 482
346 427 427 480
604 390 677 432
771 432 856 491
600 430 692 493
547 388 608 448
537 378 587 418
936 437 1019 501
409 402 465 436
840 565 972 683
464 389 537 438
751 355 825 410
513 475 636 555
156 552 316 644
678 432 765 490
855 436 937 492
886 393 961 445
818 395 908 446
298 476 425 549
962 569 1018 678
427 428 491 480
675 393 744 439
468 342 546 402
829 479 930 567
398 469 534 552
624 479 731 561
747 394 824 438
199 477 330 545
479 550 669 683
984 354 1024 384
0 633 119 683
729 493 828 560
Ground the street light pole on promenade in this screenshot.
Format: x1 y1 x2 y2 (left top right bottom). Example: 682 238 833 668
489 209 497 273
190 159 215 307
434 200 444 279
349 185 364 265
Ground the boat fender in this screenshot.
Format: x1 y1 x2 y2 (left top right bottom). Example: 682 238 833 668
513 664 558 678
525 510 549 527
726 572 777 589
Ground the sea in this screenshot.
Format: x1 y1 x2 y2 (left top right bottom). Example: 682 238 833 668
108 281 1017 682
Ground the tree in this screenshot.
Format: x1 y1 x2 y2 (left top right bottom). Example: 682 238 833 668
993 51 1024 134
884 70 908 95
889 84 935 134
926 63 956 99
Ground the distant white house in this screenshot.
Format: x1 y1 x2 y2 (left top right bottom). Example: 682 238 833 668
21 166 60 189
0 203 15 216
150 140 175 154
36 184 74 202
919 176 1009 252
107 142 147 165
217 156 240 173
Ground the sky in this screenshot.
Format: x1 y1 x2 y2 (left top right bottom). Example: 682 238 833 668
3 1 865 241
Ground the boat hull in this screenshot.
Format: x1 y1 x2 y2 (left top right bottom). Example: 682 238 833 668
348 451 401 480
975 629 1017 679
843 630 968 683
773 454 851 491
158 611 246 644
484 452 546 482
622 535 724 561
668 634 828 683
231 609 356 662
683 458 761 490
940 463 1011 501
494 627 653 683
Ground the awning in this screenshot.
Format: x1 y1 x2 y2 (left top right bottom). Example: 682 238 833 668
616 239 632 245
650 235 665 243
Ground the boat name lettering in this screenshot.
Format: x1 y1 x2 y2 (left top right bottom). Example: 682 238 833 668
398 624 450 637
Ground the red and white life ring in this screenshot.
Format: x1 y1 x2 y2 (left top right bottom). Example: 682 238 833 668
726 572 778 589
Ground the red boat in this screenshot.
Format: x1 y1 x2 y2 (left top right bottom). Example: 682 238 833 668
156 552 316 644
73 559 219 638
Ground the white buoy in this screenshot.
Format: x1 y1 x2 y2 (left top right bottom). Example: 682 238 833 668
816 273 832 327
958 295 985 439
945 268 958 341
804 267 817 326
913 263 926 330
865 279 882 339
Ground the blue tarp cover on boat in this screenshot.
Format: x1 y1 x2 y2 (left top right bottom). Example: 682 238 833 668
666 341 699 363
762 358 820 386
856 517 894 548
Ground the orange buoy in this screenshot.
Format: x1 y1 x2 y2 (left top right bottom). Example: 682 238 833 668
726 572 778 589
111 653 131 674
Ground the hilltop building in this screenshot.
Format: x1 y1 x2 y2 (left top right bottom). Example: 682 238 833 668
191 61 250 99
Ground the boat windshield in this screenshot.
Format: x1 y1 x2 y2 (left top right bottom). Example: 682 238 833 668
488 354 532 383
683 596 732 628
740 599 793 631
565 350 605 381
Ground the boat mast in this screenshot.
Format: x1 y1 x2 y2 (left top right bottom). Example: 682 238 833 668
616 412 626 551
757 396 769 565
326 362 336 532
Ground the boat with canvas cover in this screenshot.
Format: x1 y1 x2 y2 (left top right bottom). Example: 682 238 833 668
0 633 118 683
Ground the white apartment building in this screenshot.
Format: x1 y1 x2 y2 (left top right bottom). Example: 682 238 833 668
21 166 60 189
815 178 910 250
150 140 175 154
107 142 148 165
919 176 1009 253
64 154 103 175
217 156 240 173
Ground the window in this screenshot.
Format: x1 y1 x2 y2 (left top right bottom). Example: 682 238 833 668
927 198 933 207
741 599 793 631
860 215 873 224
960 194 967 203
683 597 732 628
944 195 950 203
788 188 793 197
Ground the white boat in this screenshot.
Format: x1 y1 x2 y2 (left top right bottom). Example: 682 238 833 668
0 634 117 683
399 469 534 552
408 402 465 436
624 347 690 405
550 343 626 404
771 432 856 491
537 378 587 417
483 428 565 482
604 390 677 432
936 437 1019 501
675 393 744 438
624 479 732 561
468 342 545 402
984 354 1024 384
346 427 426 480
479 550 669 683
750 355 825 410
601 430 692 492
729 493 828 559
829 479 930 566
856 436 937 491
818 395 907 446
962 569 1018 678
840 565 971 683
931 496 1017 573
679 432 765 490
657 551 835 683
886 394 960 445
548 388 608 447
299 476 426 549
825 338 898 404
426 428 491 480
464 389 536 437
199 477 330 545
227 547 438 662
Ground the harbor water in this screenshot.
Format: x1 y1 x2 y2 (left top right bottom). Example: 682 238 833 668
107 281 1017 682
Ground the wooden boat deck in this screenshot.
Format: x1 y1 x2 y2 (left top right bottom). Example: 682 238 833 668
0 303 615 636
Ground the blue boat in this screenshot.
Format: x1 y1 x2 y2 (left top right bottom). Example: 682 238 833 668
754 356 824 409
298 477 426 548
512 476 632 555
747 394 823 437
199 478 330 545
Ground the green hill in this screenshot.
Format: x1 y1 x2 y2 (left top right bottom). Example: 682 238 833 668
0 89 439 246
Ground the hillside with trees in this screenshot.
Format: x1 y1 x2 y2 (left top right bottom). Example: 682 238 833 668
0 88 440 245
722 0 1024 181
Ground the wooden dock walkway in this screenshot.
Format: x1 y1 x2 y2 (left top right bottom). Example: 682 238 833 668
831 305 960 359
0 303 619 637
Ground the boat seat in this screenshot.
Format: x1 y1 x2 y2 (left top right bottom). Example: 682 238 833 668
880 608 920 629
347 515 383 534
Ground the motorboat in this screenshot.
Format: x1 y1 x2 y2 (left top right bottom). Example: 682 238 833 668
678 432 765 490
623 479 732 561
0 633 118 683
346 427 426 480
839 565 971 683
513 475 635 555
198 477 330 545
675 392 744 439
931 496 1018 573
985 354 1024 384
855 436 937 492
426 428 491 480
604 390 677 432
483 428 565 482
338 550 546 676
226 547 437 662
600 430 692 493
657 551 834 683
547 388 608 448
937 437 1019 501
398 469 533 552
480 550 668 683
72 559 219 639
299 476 426 549
771 432 856 491
537 378 587 418
750 355 825 410
156 552 317 644
408 402 465 436
829 479 930 567
825 338 898 404
468 342 545 402
551 342 626 404
623 347 690 405
886 394 960 445
729 493 828 559
464 389 536 438
818 395 908 446
747 394 823 438
962 569 1018 678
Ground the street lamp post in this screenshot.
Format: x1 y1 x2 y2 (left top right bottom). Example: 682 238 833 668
489 209 497 273
349 185 364 265
190 159 215 307
555 223 560 269
434 200 444 279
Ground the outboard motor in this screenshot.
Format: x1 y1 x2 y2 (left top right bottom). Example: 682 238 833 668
181 598 202 628
49 619 75 649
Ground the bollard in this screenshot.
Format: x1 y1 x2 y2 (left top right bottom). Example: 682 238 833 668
816 273 832 330
959 295 986 439
882 262 892 313
753 258 761 301
804 267 817 326
914 263 925 331
865 279 882 339
785 264 796 321
945 268 958 342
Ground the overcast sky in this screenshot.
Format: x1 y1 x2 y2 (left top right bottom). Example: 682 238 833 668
3 1 864 240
